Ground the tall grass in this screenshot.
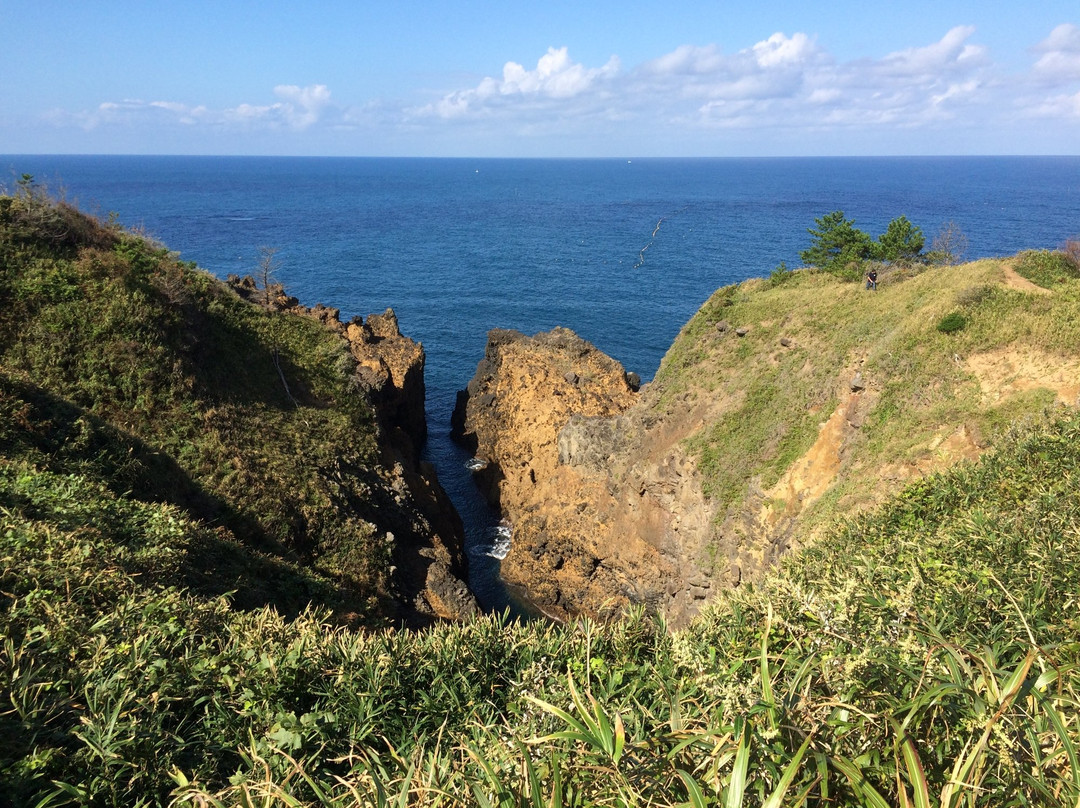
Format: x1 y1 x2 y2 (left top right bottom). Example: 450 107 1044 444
1 184 399 623
4 410 1080 804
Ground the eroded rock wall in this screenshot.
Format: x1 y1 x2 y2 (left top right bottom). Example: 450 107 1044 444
452 327 877 627
229 275 477 623
452 327 723 625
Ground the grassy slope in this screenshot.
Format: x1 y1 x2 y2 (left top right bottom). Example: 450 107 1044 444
651 255 1080 535
3 405 1078 805
0 183 396 622
3 189 1079 805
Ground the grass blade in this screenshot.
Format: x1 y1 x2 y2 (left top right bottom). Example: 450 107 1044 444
762 734 812 808
677 769 708 808
726 718 751 808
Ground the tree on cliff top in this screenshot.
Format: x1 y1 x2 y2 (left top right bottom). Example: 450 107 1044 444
800 211 926 278
876 214 924 262
799 211 876 277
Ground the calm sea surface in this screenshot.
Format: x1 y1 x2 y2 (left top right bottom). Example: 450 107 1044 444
5 155 1079 610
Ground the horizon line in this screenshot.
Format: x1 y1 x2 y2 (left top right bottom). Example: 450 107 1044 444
3 152 1078 161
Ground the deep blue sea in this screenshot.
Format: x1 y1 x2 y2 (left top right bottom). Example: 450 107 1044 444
4 155 1079 610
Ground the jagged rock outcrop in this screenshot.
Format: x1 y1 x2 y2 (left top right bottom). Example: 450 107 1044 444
228 275 477 622
452 327 701 622
451 326 895 626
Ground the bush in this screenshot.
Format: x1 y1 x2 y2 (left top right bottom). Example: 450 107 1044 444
1063 237 1080 270
875 215 925 262
936 311 967 333
766 261 794 287
928 220 968 265
800 211 875 275
801 211 926 278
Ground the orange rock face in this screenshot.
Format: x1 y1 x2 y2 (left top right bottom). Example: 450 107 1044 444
454 328 721 624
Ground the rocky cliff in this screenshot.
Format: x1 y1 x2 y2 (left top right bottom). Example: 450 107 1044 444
453 257 1080 626
452 327 720 624
229 276 476 622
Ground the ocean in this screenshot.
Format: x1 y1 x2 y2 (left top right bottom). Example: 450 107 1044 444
4 155 1079 610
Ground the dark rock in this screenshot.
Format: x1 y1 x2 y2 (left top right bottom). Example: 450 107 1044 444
850 372 866 392
735 326 750 337
716 319 730 333
311 303 341 326
780 337 793 347
625 371 641 391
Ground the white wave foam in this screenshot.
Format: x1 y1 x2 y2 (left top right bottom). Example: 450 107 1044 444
487 524 512 559
465 457 488 472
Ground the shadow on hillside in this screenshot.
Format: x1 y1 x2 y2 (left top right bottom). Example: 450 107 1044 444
0 374 382 619
180 298 321 410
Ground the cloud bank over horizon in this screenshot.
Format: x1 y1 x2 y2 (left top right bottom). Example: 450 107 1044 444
13 23 1080 156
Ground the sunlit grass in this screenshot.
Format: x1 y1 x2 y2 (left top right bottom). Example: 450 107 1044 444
4 185 1080 805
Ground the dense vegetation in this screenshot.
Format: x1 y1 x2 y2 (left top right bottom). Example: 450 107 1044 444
799 211 928 278
3 188 1079 805
0 178 399 624
4 403 1079 805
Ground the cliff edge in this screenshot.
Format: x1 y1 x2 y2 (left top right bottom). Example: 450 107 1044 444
454 255 1080 626
0 186 475 627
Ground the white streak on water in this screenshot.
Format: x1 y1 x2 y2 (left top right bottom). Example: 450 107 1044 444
634 217 665 268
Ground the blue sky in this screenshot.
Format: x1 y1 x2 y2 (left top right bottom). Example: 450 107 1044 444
2 1 1078 157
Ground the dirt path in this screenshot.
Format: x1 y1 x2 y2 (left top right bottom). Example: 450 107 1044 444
1001 262 1052 295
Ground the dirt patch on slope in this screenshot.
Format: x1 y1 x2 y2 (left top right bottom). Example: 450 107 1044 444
966 348 1080 406
762 392 861 524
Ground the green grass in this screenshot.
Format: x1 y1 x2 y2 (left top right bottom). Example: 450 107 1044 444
0 182 395 624
649 259 1080 535
4 185 1080 806
3 411 1079 805
1013 249 1080 289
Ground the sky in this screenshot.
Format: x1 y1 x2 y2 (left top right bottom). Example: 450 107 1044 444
1 1 1078 157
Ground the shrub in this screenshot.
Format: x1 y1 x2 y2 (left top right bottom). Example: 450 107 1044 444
801 212 926 278
955 283 994 307
800 211 875 275
875 214 925 262
1063 236 1080 270
766 261 794 287
928 220 968 265
936 310 967 333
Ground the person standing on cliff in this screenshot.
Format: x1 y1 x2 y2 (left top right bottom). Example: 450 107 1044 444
865 268 878 290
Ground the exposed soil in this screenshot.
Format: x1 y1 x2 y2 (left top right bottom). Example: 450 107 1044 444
1001 263 1053 295
966 347 1080 407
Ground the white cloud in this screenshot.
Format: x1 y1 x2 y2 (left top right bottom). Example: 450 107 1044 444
221 84 333 129
1018 88 1080 120
48 84 335 132
874 25 988 79
415 46 620 119
272 84 333 127
1032 23 1080 81
628 27 990 130
33 24 1080 154
752 32 819 68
